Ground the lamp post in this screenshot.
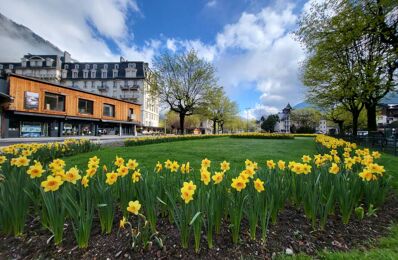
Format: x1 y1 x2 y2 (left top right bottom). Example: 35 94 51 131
245 107 250 132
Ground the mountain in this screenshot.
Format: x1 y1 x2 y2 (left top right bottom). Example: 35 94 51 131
0 13 63 61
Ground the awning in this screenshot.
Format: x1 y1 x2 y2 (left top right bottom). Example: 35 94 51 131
65 116 100 122
14 111 65 119
101 119 140 125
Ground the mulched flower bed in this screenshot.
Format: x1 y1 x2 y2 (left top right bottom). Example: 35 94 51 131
1 194 398 259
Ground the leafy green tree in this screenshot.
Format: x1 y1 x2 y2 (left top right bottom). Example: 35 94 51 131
297 0 397 134
151 50 217 134
260 114 279 132
291 108 322 129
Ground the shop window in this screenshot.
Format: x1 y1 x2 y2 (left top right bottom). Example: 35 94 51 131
44 92 65 111
78 99 94 114
103 103 115 117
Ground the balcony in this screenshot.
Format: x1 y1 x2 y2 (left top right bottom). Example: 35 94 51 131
120 84 129 91
130 84 139 90
97 85 109 91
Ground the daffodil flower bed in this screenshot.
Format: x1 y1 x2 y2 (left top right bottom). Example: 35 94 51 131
0 135 391 253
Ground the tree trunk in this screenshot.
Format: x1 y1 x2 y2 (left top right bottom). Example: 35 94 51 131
179 113 185 135
212 120 217 134
220 123 224 133
352 111 359 137
365 102 377 131
337 120 344 136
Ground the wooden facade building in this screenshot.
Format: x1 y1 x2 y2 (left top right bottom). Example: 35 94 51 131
1 74 141 138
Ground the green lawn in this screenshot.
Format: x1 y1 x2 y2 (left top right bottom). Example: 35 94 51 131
65 137 317 171
64 136 398 259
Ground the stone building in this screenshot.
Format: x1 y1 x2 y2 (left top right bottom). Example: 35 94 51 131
0 52 159 129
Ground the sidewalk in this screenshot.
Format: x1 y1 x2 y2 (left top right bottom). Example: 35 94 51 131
0 135 138 146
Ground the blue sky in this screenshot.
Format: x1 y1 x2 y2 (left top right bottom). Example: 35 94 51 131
0 0 311 118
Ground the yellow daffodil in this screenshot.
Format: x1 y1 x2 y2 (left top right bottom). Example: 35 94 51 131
132 170 141 183
81 175 89 188
126 159 139 170
155 161 162 173
64 167 82 184
41 175 63 192
231 176 247 192
220 160 230 172
302 155 311 163
127 200 141 215
26 161 45 178
201 158 211 169
266 160 276 170
105 171 118 185
212 172 224 184
278 160 286 170
114 156 125 167
253 178 265 192
329 163 340 174
117 165 129 177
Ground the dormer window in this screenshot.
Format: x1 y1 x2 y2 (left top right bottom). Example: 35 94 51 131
46 58 53 66
114 64 119 69
128 63 136 68
103 64 108 69
64 64 69 69
9 64 14 69
93 64 97 69
101 71 107 78
83 70 88 79
74 64 79 69
85 64 90 69
91 70 96 78
0 65 3 69
113 70 118 78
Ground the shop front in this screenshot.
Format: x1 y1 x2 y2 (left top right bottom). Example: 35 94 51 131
2 111 139 138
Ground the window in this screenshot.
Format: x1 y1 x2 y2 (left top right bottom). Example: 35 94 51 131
113 70 118 78
103 64 108 69
78 99 93 114
83 71 88 78
72 71 78 78
102 71 107 78
74 64 79 69
64 64 69 69
9 64 14 69
114 64 119 69
91 71 96 78
85 64 90 69
103 103 115 117
0 64 3 69
93 64 97 69
44 92 65 111
128 63 136 68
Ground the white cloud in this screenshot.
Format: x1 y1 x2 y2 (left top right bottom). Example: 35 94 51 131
0 0 307 119
166 38 177 52
164 2 305 118
206 0 217 8
243 104 280 120
0 0 159 62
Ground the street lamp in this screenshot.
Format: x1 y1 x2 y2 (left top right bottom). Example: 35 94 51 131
245 107 250 132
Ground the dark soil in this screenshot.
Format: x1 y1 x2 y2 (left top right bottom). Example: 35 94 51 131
1 194 398 260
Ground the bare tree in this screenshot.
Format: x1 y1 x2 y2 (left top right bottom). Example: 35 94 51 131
151 50 217 134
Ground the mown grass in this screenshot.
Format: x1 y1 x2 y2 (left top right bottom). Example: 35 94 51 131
64 136 398 259
65 137 317 171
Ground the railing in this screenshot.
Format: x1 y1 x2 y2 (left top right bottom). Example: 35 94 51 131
337 134 397 156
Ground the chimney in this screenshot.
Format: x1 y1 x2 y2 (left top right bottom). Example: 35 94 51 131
120 56 126 62
64 51 71 63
